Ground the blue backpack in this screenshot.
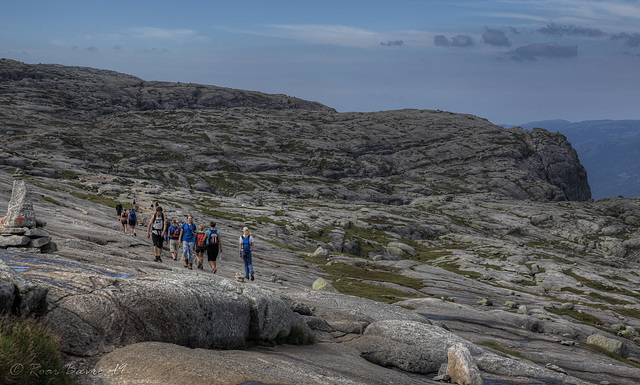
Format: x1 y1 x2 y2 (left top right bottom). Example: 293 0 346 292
242 236 251 253
129 210 136 221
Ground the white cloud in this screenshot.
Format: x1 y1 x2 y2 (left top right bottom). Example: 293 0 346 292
126 27 201 41
490 0 640 31
265 24 385 48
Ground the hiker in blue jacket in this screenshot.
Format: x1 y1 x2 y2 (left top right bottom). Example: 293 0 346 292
179 215 197 269
238 227 255 281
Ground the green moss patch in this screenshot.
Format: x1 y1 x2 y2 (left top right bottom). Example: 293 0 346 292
328 277 418 304
547 307 603 326
68 191 121 207
477 341 529 361
564 270 640 301
319 262 423 290
582 344 640 369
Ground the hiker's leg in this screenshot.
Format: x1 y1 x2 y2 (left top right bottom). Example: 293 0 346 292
247 250 254 274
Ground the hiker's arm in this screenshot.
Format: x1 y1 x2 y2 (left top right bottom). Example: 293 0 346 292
146 217 152 237
178 229 183 244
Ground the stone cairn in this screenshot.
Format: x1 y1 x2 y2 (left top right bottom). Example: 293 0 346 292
0 168 56 253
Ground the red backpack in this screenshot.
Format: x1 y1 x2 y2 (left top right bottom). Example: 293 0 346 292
196 232 207 248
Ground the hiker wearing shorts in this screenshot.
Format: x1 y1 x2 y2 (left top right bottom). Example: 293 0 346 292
205 221 222 274
120 209 128 234
239 227 255 281
195 225 207 270
167 220 180 260
147 206 167 263
128 207 138 236
179 215 197 270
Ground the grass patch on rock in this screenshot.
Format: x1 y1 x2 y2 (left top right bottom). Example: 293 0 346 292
319 262 423 290
582 344 640 369
477 341 529 361
68 191 120 207
435 261 483 280
587 292 633 306
546 307 603 326
0 315 78 385
328 277 414 304
564 269 640 301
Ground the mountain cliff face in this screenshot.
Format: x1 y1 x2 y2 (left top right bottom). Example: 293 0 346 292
0 59 589 202
516 119 640 199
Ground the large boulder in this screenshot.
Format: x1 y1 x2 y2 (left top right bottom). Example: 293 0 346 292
586 334 628 357
43 268 313 357
447 343 483 385
0 258 48 316
348 320 482 374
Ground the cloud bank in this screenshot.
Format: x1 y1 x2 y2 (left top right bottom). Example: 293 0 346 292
537 24 605 38
482 28 511 46
434 34 474 47
510 43 578 61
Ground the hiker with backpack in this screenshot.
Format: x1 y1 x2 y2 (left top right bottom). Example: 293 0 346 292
115 202 123 221
147 206 167 263
195 225 207 270
179 215 197 270
239 227 255 281
164 217 171 243
205 221 222 274
167 219 181 261
128 207 138 236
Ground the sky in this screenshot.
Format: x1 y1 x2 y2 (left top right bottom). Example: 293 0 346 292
2 0 640 124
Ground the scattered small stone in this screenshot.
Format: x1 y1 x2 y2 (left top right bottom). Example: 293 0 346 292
312 278 339 293
504 301 518 309
477 298 493 306
560 302 574 310
545 363 568 375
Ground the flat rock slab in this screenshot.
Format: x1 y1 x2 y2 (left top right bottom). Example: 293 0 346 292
88 341 431 385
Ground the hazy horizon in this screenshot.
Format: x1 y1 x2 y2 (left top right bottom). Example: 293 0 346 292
2 0 640 125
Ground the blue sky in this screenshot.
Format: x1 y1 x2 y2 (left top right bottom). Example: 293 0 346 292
2 0 640 124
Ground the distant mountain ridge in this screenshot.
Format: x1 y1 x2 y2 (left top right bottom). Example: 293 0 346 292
506 119 640 199
0 59 590 202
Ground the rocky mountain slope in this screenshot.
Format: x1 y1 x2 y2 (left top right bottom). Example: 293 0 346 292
1 59 639 385
511 119 640 200
0 58 590 203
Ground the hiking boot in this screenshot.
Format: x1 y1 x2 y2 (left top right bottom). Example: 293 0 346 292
188 263 193 270
198 263 203 270
184 261 188 268
250 273 255 281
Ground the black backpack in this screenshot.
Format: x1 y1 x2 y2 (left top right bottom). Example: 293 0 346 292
209 230 219 244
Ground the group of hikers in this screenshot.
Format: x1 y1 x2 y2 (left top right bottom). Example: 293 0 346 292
114 202 256 281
